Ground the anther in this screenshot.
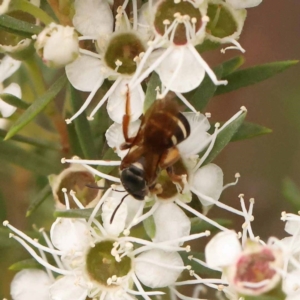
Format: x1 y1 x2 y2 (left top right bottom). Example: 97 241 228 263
123 229 130 236
205 112 211 118
215 122 220 128
65 119 71 124
235 173 241 178
61 158 66 164
186 265 192 270
240 106 247 112
3 220 9 226
202 16 210 23
185 245 191 252
62 188 67 193
249 198 255 203
205 230 211 236
218 285 225 291
115 60 122 67
163 19 171 25
189 270 195 276
238 194 244 198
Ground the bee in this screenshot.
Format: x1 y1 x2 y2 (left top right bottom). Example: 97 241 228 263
119 96 191 201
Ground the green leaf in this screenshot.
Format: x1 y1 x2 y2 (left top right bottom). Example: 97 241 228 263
202 110 246 165
188 66 223 111
0 14 42 38
9 258 42 271
221 56 245 77
66 116 85 157
231 121 272 142
0 141 61 175
282 177 300 210
215 60 299 95
54 208 101 219
190 217 232 234
0 93 29 109
143 215 156 239
26 185 52 217
69 85 97 159
0 129 60 150
195 39 220 53
144 71 160 112
10 0 55 25
5 74 67 140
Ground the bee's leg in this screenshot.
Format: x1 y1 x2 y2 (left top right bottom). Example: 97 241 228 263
122 84 136 144
159 147 180 169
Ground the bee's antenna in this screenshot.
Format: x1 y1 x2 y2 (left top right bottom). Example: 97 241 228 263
110 194 129 224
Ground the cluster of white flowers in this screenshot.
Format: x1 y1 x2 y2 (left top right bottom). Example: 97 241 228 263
11 0 300 300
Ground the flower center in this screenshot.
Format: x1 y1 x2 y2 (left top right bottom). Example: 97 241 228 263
206 4 237 38
154 0 202 45
235 248 276 286
104 32 145 75
56 171 98 208
86 240 132 287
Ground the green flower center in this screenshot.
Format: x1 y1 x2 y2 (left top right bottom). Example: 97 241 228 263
86 240 132 287
104 32 145 75
206 4 237 38
154 0 202 45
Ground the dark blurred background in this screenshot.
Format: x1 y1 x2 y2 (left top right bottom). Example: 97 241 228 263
1 0 300 298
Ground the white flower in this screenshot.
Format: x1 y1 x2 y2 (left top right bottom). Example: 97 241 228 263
65 0 145 124
5 187 202 300
206 231 284 297
225 0 262 9
205 0 247 53
128 0 227 100
0 55 21 118
35 23 79 68
10 269 53 300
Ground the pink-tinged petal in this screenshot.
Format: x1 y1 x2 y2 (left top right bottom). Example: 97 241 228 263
50 218 92 253
107 80 144 124
11 269 52 300
156 47 205 93
152 202 190 246
65 55 104 92
191 163 223 206
73 0 113 37
205 230 241 268
135 249 183 288
49 275 88 300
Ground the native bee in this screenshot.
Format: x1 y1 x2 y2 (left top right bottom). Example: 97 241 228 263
119 97 191 200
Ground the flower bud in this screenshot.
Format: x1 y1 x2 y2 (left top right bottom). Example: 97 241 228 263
35 23 79 68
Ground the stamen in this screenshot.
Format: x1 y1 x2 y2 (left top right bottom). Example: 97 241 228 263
132 0 138 30
190 187 244 216
62 188 70 209
70 190 85 209
79 48 101 59
10 234 71 275
187 43 228 86
222 173 240 190
65 76 103 124
131 273 152 300
175 200 230 232
169 286 205 300
191 257 222 272
77 164 120 183
3 221 63 255
37 247 55 281
61 157 121 166
175 92 197 113
220 39 245 54
88 76 123 120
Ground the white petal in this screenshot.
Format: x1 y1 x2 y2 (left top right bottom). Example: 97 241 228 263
282 270 300 297
105 121 141 158
191 163 223 206
284 220 300 236
156 47 205 93
102 191 128 236
50 218 92 253
178 112 211 157
11 269 52 300
0 56 21 82
152 202 190 246
135 249 183 288
49 275 88 300
0 83 21 117
65 55 104 92
205 230 241 268
225 0 262 9
73 0 113 37
107 79 144 123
